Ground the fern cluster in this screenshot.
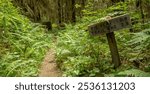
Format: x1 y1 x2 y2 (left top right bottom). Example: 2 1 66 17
0 0 51 76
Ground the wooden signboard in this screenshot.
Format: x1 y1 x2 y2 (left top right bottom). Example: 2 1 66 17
109 14 131 32
88 21 110 35
88 14 131 69
88 14 131 36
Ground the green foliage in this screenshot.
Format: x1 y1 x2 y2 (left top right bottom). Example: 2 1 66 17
0 0 51 76
128 29 150 54
116 69 150 77
106 2 128 13
56 23 115 77
1 0 149 77
56 0 150 77
127 28 150 70
105 69 150 77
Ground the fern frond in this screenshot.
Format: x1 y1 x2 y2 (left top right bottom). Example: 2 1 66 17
117 69 150 77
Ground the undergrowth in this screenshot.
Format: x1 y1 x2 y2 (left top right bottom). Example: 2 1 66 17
56 1 150 77
0 0 51 76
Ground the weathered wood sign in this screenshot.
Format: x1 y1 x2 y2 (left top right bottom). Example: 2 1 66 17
88 14 131 69
88 14 131 35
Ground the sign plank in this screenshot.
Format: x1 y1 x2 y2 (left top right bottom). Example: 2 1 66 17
109 14 131 32
88 21 110 35
88 14 131 36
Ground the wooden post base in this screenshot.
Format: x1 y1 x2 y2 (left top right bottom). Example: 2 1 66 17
106 32 121 69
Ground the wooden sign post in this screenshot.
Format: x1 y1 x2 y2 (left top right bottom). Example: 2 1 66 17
88 14 131 69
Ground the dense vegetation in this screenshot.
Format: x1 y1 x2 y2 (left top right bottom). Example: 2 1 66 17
56 1 150 77
0 0 51 76
0 0 150 77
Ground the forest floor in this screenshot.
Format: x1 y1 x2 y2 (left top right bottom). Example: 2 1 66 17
39 49 62 77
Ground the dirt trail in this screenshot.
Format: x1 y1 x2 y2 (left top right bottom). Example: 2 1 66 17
39 49 62 77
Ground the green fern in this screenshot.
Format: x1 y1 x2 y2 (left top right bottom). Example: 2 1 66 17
127 28 150 62
116 69 150 77
0 0 52 77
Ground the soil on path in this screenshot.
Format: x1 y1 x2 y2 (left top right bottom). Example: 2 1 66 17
39 49 62 77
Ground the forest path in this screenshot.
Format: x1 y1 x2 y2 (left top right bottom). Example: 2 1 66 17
39 48 62 77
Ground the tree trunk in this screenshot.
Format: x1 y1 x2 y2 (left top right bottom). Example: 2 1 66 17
111 0 124 3
139 0 144 23
57 0 62 24
80 0 86 17
71 0 76 23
